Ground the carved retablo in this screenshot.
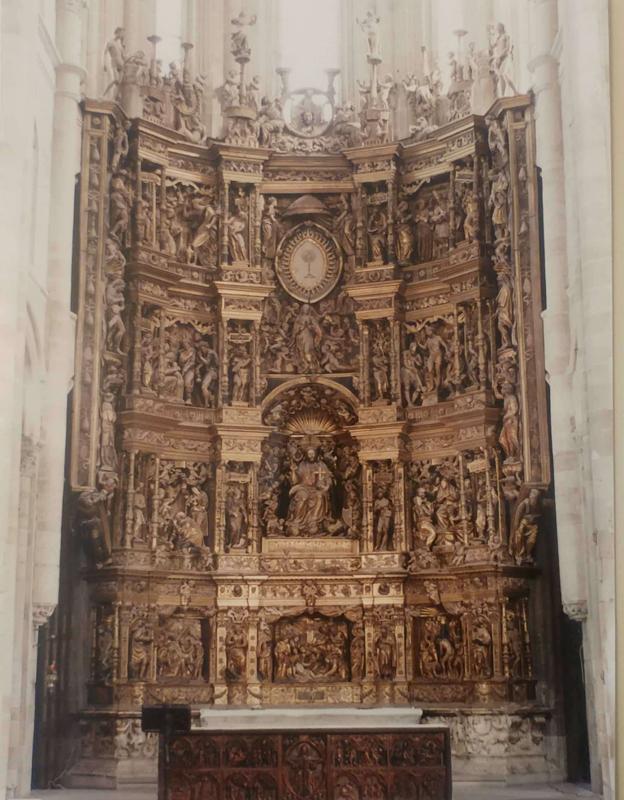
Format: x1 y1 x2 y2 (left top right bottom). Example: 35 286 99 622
63 12 553 785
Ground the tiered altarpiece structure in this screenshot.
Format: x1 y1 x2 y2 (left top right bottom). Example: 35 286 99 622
54 30 557 789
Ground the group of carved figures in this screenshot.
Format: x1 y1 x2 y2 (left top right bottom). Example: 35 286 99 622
128 617 204 681
104 27 209 144
141 319 219 408
366 184 478 267
98 597 528 691
256 615 395 684
259 441 363 543
260 291 358 376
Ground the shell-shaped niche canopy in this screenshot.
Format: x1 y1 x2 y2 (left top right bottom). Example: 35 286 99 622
262 380 358 432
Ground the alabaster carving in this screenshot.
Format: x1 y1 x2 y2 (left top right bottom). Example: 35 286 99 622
66 71 551 780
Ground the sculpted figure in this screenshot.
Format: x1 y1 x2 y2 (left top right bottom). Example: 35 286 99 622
487 116 508 166
76 488 112 568
99 392 118 471
374 627 396 680
494 259 515 348
230 11 257 59
350 630 365 680
263 493 284 537
433 477 461 534
468 42 496 114
261 196 280 259
357 10 381 59
333 104 362 147
245 74 261 110
395 199 414 263
172 511 205 550
219 68 240 110
132 489 147 542
230 345 251 403
422 324 449 392
135 193 152 245
225 625 248 680
373 487 393 550
161 347 184 401
226 484 248 549
129 621 152 680
488 22 518 97
334 194 356 256
187 485 209 535
285 447 334 537
179 629 203 678
257 622 273 681
111 122 129 174
377 73 395 110
419 620 440 678
509 489 541 564
293 303 323 372
498 381 520 459
489 170 509 240
506 610 523 677
463 190 479 243
367 206 387 262
412 486 437 549
472 612 493 678
109 173 132 243
371 331 390 403
196 341 218 406
414 198 434 262
190 197 219 265
105 276 126 353
103 28 126 99
401 341 424 406
177 336 196 404
430 192 449 258
257 97 285 144
228 191 248 262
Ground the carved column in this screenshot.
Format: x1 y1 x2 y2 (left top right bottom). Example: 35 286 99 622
393 461 407 552
213 609 229 705
220 178 230 266
362 462 374 552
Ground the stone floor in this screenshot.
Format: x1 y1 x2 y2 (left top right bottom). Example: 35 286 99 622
27 783 600 799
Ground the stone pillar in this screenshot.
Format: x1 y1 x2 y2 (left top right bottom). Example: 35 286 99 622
528 0 614 794
33 0 83 637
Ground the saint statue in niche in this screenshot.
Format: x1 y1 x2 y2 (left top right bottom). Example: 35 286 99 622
285 447 342 537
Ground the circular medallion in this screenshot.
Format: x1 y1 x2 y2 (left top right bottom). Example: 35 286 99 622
275 223 342 303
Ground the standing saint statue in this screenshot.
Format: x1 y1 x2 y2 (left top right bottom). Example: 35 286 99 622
357 10 381 59
293 303 323 372
285 448 336 537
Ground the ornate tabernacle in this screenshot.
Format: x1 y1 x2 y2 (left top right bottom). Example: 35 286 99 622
58 14 555 789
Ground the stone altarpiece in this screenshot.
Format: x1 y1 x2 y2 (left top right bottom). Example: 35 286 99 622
56 25 556 788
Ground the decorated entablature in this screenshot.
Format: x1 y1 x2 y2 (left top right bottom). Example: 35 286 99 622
67 12 553 783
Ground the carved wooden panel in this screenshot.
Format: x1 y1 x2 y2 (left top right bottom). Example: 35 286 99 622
164 728 451 800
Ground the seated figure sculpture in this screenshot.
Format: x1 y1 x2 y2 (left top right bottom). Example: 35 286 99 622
285 447 343 537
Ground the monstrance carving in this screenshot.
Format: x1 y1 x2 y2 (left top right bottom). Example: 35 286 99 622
275 223 342 304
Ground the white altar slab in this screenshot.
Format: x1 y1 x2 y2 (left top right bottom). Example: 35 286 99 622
198 706 425 730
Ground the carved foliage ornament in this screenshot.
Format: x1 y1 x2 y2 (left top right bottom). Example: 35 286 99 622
275 222 342 304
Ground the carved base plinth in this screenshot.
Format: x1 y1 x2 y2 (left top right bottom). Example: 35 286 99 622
64 715 158 790
424 709 564 784
262 537 359 555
